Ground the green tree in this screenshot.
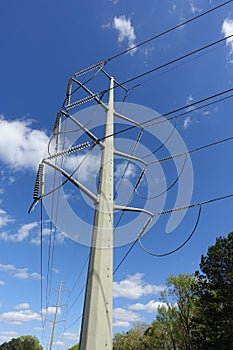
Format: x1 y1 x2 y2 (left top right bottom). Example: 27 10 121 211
68 344 79 350
159 274 198 350
193 232 233 349
0 336 43 350
113 322 147 350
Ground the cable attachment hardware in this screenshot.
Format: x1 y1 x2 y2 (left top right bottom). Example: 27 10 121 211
138 217 153 239
28 163 44 214
47 141 90 160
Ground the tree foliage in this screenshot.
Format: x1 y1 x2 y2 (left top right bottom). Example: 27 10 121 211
0 335 43 350
193 232 233 349
113 232 233 350
68 345 79 350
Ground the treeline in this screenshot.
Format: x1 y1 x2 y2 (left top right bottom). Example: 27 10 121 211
113 232 233 350
0 335 43 349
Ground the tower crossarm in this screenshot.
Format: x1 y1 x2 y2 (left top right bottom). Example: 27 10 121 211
43 159 97 203
114 150 148 166
114 111 144 128
60 110 104 148
114 204 154 217
70 77 108 110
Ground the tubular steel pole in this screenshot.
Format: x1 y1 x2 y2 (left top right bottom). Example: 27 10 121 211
79 77 114 350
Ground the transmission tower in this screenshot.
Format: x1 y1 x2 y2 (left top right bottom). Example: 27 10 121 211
30 65 153 350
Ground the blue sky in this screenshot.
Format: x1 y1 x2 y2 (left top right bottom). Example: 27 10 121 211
0 0 233 348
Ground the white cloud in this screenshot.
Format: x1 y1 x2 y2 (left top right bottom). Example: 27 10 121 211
14 268 30 280
0 331 18 343
222 18 233 58
0 262 41 281
54 341 66 348
0 309 41 325
30 272 42 280
0 280 5 286
113 320 130 328
0 115 49 171
15 303 30 310
183 117 191 129
190 3 202 14
169 4 177 14
41 306 61 316
0 222 38 243
0 263 15 272
115 162 137 180
0 209 14 228
186 94 194 104
113 307 142 323
64 152 100 183
52 267 60 274
63 331 80 341
129 300 167 313
113 273 165 299
113 16 137 55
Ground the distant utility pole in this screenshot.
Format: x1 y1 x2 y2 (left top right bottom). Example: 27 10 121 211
49 281 63 350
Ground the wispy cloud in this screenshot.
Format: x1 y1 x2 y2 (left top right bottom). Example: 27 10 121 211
0 309 41 325
169 4 177 14
0 209 14 228
190 2 202 14
113 307 142 325
41 306 61 316
115 161 137 180
113 273 165 299
15 303 30 310
222 18 233 61
113 16 137 55
183 117 191 129
0 262 42 281
63 331 80 341
64 152 101 183
0 222 38 243
129 300 167 313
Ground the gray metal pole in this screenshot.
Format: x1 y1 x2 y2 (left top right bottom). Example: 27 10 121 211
49 281 63 350
79 77 114 350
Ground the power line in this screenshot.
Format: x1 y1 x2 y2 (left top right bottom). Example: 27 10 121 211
139 206 202 257
106 0 233 61
151 134 233 165
97 87 233 143
119 34 233 86
114 192 233 271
